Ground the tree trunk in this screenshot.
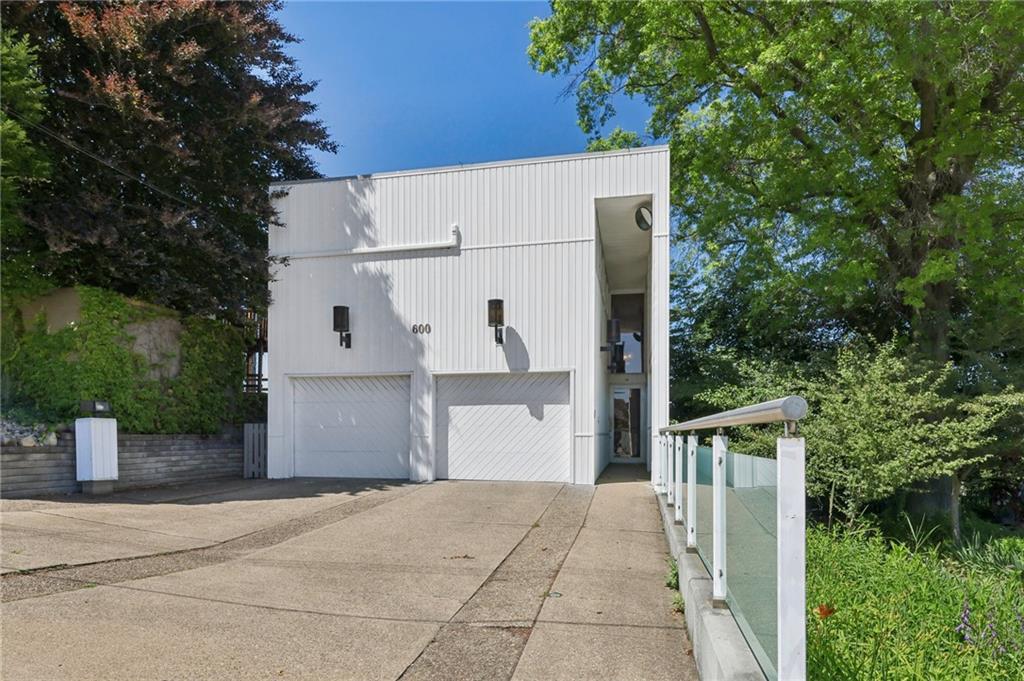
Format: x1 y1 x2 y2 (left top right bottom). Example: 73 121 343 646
915 278 954 363
915 274 961 540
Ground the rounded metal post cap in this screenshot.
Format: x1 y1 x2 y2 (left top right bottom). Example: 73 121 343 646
780 395 808 421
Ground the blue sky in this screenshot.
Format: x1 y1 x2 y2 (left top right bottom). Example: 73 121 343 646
277 1 652 177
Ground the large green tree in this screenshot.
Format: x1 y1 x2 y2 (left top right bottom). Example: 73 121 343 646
0 29 49 267
530 1 1024 366
1 1 335 319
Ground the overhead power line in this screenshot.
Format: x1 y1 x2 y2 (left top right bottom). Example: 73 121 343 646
2 104 197 210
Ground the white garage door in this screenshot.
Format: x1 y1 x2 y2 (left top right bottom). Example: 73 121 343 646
436 373 570 482
292 375 410 478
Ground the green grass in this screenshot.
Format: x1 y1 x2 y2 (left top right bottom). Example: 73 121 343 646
807 525 1024 680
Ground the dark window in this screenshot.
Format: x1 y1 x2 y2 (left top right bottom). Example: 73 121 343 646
244 312 268 393
611 293 644 374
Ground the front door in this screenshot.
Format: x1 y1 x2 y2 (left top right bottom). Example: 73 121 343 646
611 385 645 463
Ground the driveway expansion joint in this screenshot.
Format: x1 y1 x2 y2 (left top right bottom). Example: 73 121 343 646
398 483 596 681
2 481 424 602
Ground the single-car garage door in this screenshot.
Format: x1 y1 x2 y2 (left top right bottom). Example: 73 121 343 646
436 373 570 482
292 375 410 478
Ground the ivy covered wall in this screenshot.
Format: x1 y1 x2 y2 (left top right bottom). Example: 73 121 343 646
1 286 246 433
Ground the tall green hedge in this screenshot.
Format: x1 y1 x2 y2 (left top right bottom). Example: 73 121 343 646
1 286 245 433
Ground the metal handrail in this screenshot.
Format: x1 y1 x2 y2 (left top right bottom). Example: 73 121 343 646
658 395 807 434
654 394 808 679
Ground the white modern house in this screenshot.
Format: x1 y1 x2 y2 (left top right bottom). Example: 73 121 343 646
266 145 670 484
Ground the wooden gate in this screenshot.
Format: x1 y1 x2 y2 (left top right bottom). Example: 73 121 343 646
243 423 267 479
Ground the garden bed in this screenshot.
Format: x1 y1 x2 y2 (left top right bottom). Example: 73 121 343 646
807 525 1024 680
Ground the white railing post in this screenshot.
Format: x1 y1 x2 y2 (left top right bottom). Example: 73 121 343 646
777 434 806 681
662 435 669 494
655 436 665 492
667 436 675 504
674 435 684 525
712 430 728 606
653 436 661 491
652 436 658 488
663 436 671 493
686 433 697 550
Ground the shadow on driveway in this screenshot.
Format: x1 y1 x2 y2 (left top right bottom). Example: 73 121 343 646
1 477 413 573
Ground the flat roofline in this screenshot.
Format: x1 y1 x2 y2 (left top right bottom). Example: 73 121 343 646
269 144 669 188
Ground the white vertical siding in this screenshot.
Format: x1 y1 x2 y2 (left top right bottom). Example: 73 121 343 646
268 147 669 483
648 149 672 477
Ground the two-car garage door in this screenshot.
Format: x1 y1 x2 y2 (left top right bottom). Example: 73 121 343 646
291 372 570 482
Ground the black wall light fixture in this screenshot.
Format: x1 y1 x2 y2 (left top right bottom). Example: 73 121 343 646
488 298 504 345
80 400 113 417
600 318 625 373
333 305 352 348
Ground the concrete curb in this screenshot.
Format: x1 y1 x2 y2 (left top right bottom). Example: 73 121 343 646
657 491 766 681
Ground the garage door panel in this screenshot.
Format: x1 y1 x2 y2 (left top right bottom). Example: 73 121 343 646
439 372 568 405
437 373 570 483
293 448 409 479
292 376 410 478
295 401 405 431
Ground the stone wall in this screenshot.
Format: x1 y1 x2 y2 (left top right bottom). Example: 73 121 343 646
1 440 78 497
1 433 242 498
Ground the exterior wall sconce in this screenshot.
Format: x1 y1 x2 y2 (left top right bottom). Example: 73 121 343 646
488 298 504 345
601 318 625 373
80 400 113 416
333 305 352 348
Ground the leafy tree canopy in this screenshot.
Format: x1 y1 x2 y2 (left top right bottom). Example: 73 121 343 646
530 1 1024 365
0 30 49 253
700 340 1022 524
585 127 643 152
1 1 336 319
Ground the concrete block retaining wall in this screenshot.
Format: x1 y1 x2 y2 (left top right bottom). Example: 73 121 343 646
1 433 243 498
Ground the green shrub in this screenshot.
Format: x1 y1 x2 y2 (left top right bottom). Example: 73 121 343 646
159 317 247 433
2 285 245 433
236 392 268 424
699 340 1022 524
807 526 1024 680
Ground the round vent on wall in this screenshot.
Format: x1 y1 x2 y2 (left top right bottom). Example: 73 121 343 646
635 205 652 231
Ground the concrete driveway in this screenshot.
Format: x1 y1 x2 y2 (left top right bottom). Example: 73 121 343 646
1 466 696 681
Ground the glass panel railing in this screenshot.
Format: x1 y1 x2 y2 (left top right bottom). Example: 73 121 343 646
694 444 714 571
726 449 778 680
658 398 806 680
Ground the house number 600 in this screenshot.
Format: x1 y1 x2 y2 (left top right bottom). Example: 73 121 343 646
411 323 431 334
